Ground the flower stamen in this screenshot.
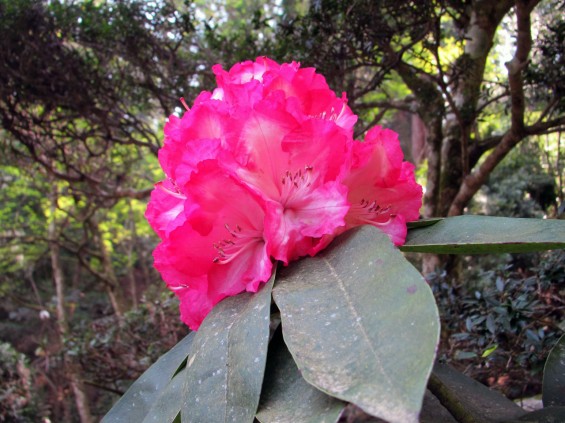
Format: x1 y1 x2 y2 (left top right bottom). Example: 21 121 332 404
350 198 393 225
213 223 262 264
280 165 315 205
180 97 190 111
157 179 186 199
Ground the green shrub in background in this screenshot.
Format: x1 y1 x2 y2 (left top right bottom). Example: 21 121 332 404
431 249 565 398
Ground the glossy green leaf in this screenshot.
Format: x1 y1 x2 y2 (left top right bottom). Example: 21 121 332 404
142 369 186 423
181 273 274 423
401 215 565 254
273 226 440 423
542 334 565 407
102 332 194 423
406 218 442 229
256 330 346 423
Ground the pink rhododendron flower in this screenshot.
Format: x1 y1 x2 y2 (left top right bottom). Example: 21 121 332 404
228 96 352 262
212 57 357 134
145 57 422 330
342 126 423 246
152 159 273 330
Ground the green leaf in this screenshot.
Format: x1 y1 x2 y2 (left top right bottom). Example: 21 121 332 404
406 218 443 229
542 334 565 407
256 329 346 423
481 344 498 358
401 215 565 254
102 332 194 423
142 369 186 423
181 273 274 423
454 351 478 360
273 226 440 423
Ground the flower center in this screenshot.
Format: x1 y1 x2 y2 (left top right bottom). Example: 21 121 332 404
158 179 186 199
280 165 314 206
213 223 263 264
350 198 393 225
312 105 347 123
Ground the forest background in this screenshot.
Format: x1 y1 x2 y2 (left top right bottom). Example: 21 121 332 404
0 0 564 422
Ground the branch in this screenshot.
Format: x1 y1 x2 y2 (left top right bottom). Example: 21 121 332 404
82 380 124 396
354 99 413 113
504 1 538 133
76 251 116 288
527 116 565 136
97 187 154 200
469 135 504 168
535 96 560 124
476 90 510 116
353 108 389 139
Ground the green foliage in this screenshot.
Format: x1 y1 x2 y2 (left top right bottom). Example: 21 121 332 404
0 165 47 279
402 215 565 254
0 0 202 195
181 273 274 423
98 197 155 273
431 249 565 399
475 143 557 218
104 217 565 423
273 227 439 423
525 0 565 113
105 225 440 423
197 0 281 65
274 0 436 97
46 0 199 110
75 291 188 385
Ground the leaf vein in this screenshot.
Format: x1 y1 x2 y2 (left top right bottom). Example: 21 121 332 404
321 256 397 394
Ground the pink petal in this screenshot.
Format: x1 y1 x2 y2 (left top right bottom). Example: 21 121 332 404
343 127 422 245
145 180 188 238
231 98 300 199
351 126 404 185
265 181 350 263
177 288 214 331
376 214 408 246
159 100 229 179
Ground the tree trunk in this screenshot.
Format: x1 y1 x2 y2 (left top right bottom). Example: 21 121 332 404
397 1 513 275
48 188 94 423
126 199 138 309
448 0 542 216
89 216 127 317
437 0 514 217
423 115 444 219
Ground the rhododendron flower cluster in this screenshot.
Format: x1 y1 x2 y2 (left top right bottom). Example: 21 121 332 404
145 57 422 330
